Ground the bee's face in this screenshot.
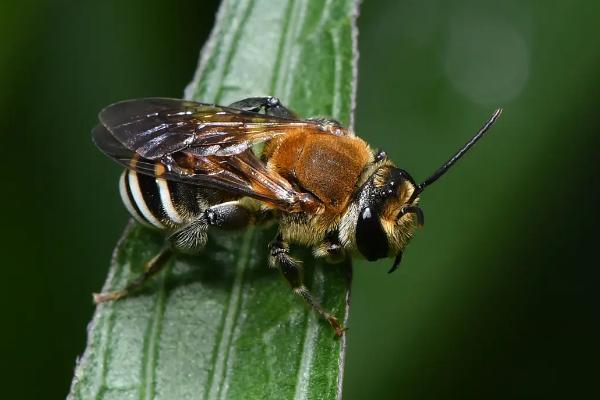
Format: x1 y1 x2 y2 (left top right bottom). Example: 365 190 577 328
348 109 503 272
351 165 422 270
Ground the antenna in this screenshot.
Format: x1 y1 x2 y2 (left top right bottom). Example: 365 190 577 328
408 108 502 204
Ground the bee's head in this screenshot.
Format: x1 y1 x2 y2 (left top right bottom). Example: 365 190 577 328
353 163 422 272
351 108 502 273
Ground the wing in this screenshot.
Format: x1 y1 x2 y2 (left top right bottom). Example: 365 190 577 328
98 97 318 160
92 124 323 213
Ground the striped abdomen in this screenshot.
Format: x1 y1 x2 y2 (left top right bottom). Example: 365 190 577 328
119 169 208 230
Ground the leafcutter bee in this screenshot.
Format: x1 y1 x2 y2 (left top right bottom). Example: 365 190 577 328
92 96 502 336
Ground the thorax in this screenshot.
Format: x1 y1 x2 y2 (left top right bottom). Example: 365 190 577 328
263 131 372 214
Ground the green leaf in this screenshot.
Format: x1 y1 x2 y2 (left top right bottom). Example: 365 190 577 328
69 0 359 399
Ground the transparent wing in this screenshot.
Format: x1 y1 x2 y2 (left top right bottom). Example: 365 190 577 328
92 124 322 213
98 97 317 160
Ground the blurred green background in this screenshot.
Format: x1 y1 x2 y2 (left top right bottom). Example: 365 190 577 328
1 0 599 399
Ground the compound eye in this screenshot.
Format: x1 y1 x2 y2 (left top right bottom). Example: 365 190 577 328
374 149 387 162
356 207 389 261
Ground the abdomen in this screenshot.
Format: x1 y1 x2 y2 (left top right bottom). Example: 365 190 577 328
118 169 220 230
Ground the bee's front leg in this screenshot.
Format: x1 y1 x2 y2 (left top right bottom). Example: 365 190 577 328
268 233 346 337
313 231 346 264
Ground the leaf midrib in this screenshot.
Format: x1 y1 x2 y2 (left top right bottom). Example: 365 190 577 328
205 228 255 400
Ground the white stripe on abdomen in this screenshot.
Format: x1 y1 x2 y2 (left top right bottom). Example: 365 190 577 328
157 177 184 224
127 170 164 229
119 170 152 227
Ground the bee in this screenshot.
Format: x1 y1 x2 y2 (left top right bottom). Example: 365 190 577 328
92 96 501 336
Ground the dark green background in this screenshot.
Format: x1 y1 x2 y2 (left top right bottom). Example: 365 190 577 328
1 0 598 398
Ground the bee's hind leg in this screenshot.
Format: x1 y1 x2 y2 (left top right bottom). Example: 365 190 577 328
94 201 257 304
269 233 345 337
169 200 258 253
228 97 297 119
93 218 206 304
93 246 173 303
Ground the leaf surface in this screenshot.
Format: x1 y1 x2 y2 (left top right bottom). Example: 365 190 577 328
70 1 359 399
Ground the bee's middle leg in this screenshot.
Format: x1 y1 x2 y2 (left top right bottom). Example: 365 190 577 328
228 97 296 119
269 233 345 336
